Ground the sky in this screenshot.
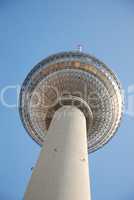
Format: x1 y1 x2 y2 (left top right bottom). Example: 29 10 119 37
0 0 134 199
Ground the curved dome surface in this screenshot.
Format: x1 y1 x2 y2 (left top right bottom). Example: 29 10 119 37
19 51 123 153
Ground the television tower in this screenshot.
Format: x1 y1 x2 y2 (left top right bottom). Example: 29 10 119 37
19 51 123 200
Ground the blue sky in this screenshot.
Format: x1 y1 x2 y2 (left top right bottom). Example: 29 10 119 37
0 0 134 199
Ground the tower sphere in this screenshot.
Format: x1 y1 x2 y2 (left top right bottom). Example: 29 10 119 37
19 51 123 152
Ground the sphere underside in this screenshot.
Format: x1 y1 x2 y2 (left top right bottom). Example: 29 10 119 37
19 51 123 153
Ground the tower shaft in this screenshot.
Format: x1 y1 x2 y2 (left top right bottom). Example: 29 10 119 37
24 106 91 200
